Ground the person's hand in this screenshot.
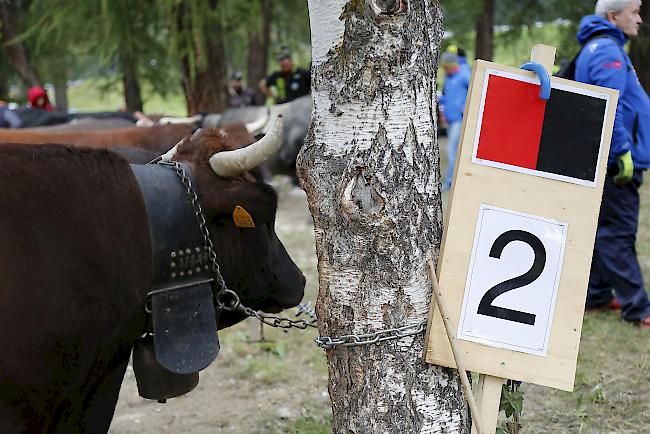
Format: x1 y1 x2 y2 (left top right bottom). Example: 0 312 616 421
614 150 634 185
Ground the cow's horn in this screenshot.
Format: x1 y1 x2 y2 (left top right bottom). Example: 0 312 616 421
245 109 270 135
209 114 283 177
160 128 202 161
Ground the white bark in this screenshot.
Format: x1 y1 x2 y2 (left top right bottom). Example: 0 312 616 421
300 1 470 433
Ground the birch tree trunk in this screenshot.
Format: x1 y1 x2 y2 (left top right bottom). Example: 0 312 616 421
299 1 470 432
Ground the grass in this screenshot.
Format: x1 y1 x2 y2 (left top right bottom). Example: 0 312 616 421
66 78 187 116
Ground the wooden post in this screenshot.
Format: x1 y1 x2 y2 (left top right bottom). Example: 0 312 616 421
471 375 503 434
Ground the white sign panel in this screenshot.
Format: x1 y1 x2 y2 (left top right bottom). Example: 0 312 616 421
457 205 568 356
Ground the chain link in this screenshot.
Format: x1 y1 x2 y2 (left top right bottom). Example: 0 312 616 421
238 304 318 329
156 160 428 347
314 319 427 349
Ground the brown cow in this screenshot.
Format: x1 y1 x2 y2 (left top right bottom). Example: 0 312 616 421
0 123 194 154
0 115 304 433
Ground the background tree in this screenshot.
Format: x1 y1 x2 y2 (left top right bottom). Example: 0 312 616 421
168 0 228 114
246 0 271 105
21 0 175 112
0 53 13 98
475 0 495 60
221 0 273 105
630 0 649 92
0 0 40 88
300 0 470 432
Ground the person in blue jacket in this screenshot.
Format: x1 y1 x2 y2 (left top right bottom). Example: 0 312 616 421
0 100 22 128
575 0 650 329
439 51 471 191
447 45 471 76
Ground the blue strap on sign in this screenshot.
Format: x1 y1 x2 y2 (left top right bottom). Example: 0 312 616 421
520 62 551 100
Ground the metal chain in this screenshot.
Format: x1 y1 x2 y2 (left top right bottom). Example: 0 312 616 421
314 319 427 349
156 160 427 346
239 304 318 329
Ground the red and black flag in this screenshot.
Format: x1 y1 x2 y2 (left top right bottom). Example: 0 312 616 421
473 72 609 186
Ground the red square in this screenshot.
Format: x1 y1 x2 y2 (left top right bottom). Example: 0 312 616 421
476 75 547 169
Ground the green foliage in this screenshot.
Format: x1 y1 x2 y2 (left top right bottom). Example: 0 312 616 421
500 383 524 418
499 381 524 433
443 0 596 63
20 0 178 102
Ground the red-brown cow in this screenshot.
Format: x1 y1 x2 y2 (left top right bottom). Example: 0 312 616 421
0 123 194 154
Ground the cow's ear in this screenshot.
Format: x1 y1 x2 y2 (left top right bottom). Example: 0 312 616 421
233 206 256 228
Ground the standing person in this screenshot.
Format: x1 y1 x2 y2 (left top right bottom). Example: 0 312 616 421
27 86 54 111
449 44 471 76
438 51 470 191
259 51 310 105
576 0 650 328
228 71 255 107
0 100 22 128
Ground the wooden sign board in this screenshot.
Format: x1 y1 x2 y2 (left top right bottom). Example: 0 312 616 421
425 50 618 392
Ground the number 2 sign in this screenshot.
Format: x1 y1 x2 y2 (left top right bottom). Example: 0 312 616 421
457 205 567 356
425 50 617 391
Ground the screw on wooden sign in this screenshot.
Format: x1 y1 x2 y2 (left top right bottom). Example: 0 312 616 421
233 205 255 228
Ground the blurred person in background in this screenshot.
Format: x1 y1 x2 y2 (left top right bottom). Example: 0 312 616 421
27 86 54 111
259 50 310 105
438 50 470 191
447 44 471 75
0 99 22 128
228 71 255 107
576 0 650 329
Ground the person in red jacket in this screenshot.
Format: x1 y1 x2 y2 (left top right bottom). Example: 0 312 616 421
27 86 54 111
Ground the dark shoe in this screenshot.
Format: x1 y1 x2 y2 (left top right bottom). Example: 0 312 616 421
585 299 621 314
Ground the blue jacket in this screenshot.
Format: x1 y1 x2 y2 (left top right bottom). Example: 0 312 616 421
575 15 650 168
439 66 471 123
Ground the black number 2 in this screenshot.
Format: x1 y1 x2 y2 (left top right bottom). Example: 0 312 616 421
477 230 546 325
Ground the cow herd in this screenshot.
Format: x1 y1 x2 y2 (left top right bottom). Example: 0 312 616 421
0 105 309 432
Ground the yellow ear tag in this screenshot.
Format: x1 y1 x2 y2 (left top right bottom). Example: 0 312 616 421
233 206 255 228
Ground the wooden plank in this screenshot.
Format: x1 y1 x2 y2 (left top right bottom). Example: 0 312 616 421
530 44 556 74
471 375 504 434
